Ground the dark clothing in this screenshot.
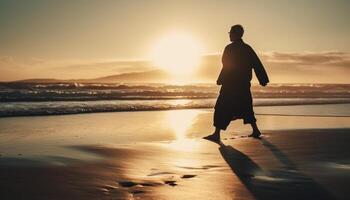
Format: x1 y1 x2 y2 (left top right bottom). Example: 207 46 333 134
214 39 269 130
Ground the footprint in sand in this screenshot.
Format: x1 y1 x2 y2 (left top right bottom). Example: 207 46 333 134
181 174 197 179
147 171 175 176
118 180 163 188
164 180 177 186
118 181 138 188
140 182 163 187
177 165 221 170
230 135 249 139
131 190 145 194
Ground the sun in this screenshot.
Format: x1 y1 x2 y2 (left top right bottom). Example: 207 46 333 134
151 32 203 76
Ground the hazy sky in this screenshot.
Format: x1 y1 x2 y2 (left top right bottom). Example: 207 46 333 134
0 0 349 82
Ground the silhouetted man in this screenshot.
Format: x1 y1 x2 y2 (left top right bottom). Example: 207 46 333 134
204 24 269 141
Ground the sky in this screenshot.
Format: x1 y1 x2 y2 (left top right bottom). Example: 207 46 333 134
0 0 349 83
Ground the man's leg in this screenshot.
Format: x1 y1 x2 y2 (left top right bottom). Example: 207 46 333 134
203 127 221 141
205 107 230 141
248 122 262 138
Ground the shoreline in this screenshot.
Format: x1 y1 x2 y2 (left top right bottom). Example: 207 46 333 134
1 100 350 118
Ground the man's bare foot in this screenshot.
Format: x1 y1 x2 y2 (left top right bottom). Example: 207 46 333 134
203 133 220 141
248 130 261 139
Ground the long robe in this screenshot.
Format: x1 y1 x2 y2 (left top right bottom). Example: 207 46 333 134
214 39 269 130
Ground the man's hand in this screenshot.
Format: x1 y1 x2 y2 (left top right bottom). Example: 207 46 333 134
261 82 268 87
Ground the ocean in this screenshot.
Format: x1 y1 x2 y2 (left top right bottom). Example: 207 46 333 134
0 82 349 117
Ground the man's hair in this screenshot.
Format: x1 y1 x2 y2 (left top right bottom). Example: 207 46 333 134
230 24 244 38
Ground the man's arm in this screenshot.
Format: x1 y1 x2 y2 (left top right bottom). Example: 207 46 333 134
249 46 269 86
217 69 224 85
216 46 229 85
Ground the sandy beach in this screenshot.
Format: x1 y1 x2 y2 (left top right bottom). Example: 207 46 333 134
0 107 350 200
1 0 349 199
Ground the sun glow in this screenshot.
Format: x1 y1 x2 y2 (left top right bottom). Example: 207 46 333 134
151 32 203 75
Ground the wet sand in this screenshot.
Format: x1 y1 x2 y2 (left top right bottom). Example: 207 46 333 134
0 109 350 200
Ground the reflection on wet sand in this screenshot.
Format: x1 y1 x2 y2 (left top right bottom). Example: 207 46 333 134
0 110 349 199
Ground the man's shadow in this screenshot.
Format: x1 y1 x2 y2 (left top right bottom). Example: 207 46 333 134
218 140 336 200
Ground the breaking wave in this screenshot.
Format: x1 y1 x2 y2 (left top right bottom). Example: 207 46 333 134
0 82 349 117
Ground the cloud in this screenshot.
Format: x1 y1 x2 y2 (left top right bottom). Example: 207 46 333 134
260 51 350 83
0 56 14 63
260 51 350 67
198 51 350 83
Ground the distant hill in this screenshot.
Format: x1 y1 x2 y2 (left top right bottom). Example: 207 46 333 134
12 78 61 83
89 70 171 83
8 70 172 83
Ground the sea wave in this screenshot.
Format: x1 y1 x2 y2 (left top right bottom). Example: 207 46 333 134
1 83 349 117
0 83 349 102
1 98 350 117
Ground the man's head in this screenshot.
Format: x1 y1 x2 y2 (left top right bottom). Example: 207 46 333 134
229 24 244 41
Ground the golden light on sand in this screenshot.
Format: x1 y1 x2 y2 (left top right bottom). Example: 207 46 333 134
165 110 201 151
166 110 199 140
151 32 203 75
